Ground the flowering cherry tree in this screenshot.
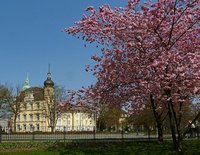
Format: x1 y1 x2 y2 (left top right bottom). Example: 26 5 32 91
66 0 200 151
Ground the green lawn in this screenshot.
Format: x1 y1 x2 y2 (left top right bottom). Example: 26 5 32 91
0 150 59 155
52 140 200 155
0 140 200 155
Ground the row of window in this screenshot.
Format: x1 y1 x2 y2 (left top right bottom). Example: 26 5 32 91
16 124 94 132
61 114 92 119
74 120 93 125
57 119 93 125
22 102 41 110
57 119 71 125
17 113 41 121
55 126 94 131
17 124 40 131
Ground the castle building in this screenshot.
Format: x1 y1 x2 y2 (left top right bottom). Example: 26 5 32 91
13 67 95 132
14 67 55 132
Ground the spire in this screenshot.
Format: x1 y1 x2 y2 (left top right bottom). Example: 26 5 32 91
47 64 51 79
44 64 54 87
22 73 31 91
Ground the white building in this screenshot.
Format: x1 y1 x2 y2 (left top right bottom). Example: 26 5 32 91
0 118 11 133
56 104 95 131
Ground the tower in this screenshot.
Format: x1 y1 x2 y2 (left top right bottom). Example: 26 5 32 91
44 64 54 99
43 65 56 132
22 73 31 91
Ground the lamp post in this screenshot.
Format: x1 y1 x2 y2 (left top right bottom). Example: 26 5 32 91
0 125 2 143
32 126 35 141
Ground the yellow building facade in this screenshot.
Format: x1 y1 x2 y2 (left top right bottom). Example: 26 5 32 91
15 89 50 132
14 68 55 132
13 69 95 132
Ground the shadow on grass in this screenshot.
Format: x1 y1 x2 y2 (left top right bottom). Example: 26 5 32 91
0 140 200 155
47 140 200 155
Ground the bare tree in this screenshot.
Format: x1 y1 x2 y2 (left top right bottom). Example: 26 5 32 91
0 84 11 119
0 84 22 132
43 84 66 132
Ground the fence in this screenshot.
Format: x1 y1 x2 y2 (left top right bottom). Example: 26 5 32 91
0 126 199 143
0 129 159 142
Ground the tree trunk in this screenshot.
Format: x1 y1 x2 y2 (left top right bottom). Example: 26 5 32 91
157 122 163 142
150 94 164 142
13 115 17 132
50 126 54 133
171 124 177 150
167 100 177 150
49 121 55 132
176 131 182 152
97 120 101 131
165 88 184 152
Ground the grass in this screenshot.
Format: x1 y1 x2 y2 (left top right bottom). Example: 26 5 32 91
0 150 59 155
0 141 57 155
0 140 200 155
49 140 200 155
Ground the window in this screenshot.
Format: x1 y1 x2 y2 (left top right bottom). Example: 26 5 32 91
36 114 40 121
63 117 66 122
24 103 27 110
23 114 26 121
36 124 40 131
30 124 33 131
30 103 33 109
29 114 33 121
23 124 26 131
37 102 40 109
42 115 45 121
27 102 33 110
67 120 70 125
17 124 20 131
17 114 20 121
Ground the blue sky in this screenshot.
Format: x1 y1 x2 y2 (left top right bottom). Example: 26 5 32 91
0 0 128 90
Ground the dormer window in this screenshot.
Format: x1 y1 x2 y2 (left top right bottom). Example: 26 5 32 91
30 102 33 109
37 102 40 109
